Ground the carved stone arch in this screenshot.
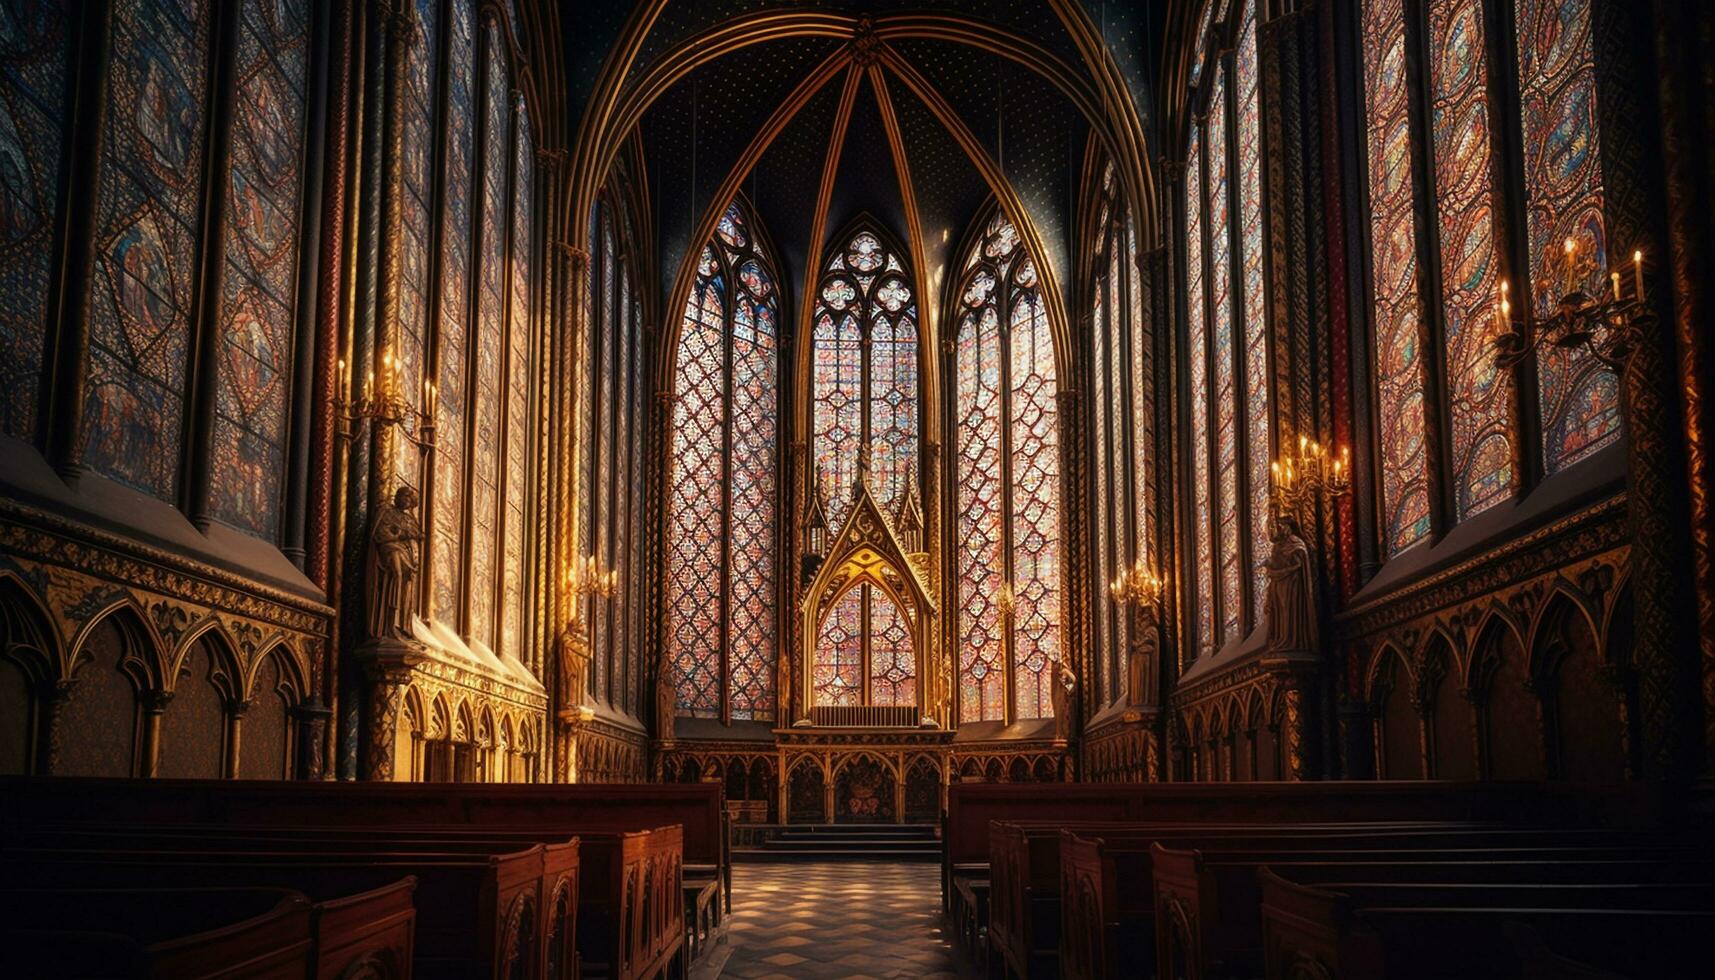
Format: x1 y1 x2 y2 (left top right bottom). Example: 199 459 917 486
171 620 245 705
983 756 1004 782
1601 579 1634 670
0 573 60 685
1419 631 1474 781
428 691 451 741
1525 586 1603 685
1463 608 1525 696
453 699 474 744
0 574 56 774
1368 644 1422 779
243 636 309 706
1533 589 1627 783
69 598 164 694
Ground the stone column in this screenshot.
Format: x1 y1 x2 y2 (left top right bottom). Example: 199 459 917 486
362 666 411 781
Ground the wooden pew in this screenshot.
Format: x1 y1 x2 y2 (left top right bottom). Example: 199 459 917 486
0 887 316 980
1257 869 1715 979
1054 825 1650 980
15 826 574 980
942 780 1639 915
5 844 554 980
1152 843 1715 980
0 776 729 914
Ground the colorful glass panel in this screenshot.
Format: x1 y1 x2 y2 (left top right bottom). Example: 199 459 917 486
592 219 614 697
0 0 70 440
1208 68 1243 644
208 0 309 538
1008 272 1060 720
812 308 862 530
1185 128 1216 653
1104 236 1129 696
729 262 777 721
813 587 863 706
433 0 476 623
667 202 779 719
667 271 725 715
1236 0 1273 619
869 586 916 707
83 0 213 499
502 94 531 663
1091 264 1112 704
1427 0 1513 521
467 19 508 648
1517 0 1617 474
871 308 918 507
954 301 1005 721
1127 216 1152 567
1362 0 1431 555
392 0 439 495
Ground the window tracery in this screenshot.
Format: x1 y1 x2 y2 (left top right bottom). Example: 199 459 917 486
1357 0 1620 557
1182 0 1274 655
953 211 1062 722
807 225 921 709
667 201 780 721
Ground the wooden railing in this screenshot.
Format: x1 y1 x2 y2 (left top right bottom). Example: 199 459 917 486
809 705 920 728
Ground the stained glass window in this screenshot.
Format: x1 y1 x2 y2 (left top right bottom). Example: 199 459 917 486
83 0 214 499
466 18 509 649
207 0 310 538
667 201 779 721
807 226 922 708
502 93 532 664
813 587 863 706
1089 159 1155 710
812 227 918 525
393 0 440 496
1427 0 1513 521
1236 0 1273 619
1185 126 1216 654
0 1 69 441
953 211 1062 722
1517 0 1617 474
1361 0 1431 556
433 0 477 624
1208 66 1243 645
1178 0 1278 652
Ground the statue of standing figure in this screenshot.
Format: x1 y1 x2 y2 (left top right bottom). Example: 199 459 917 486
1051 657 1077 740
365 485 423 642
1263 513 1318 655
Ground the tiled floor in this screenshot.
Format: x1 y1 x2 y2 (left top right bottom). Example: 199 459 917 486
716 861 971 980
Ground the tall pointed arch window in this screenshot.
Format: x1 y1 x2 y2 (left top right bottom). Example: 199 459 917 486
1088 164 1155 707
1357 0 1620 559
952 211 1063 722
807 226 921 708
1182 0 1274 657
667 202 780 721
812 226 920 524
419 0 538 666
581 194 644 711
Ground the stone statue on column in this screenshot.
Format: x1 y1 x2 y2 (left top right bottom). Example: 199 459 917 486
1051 657 1077 740
656 650 676 742
1263 513 1318 655
365 485 423 643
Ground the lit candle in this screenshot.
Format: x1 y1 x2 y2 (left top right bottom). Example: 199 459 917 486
1611 271 1621 302
1564 237 1576 295
1633 249 1643 300
337 358 348 403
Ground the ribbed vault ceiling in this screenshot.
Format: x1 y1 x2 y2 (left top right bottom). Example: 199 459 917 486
564 1 1168 332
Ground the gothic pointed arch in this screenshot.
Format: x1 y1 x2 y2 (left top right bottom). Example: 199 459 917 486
799 468 936 719
665 196 783 723
947 204 1065 724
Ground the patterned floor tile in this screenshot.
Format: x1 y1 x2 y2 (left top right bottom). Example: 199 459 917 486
717 862 972 979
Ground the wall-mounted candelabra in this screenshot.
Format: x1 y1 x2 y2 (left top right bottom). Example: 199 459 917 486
1270 435 1350 521
335 349 437 452
1493 240 1653 373
1109 558 1165 608
565 553 620 620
